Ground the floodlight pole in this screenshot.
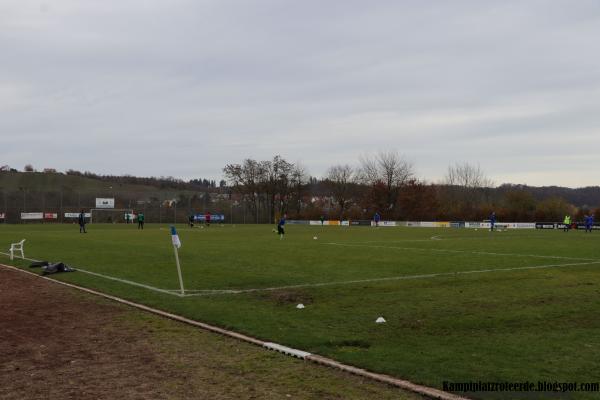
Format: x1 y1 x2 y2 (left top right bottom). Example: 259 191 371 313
173 245 185 296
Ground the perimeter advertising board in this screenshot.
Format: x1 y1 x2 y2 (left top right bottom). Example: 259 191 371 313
350 220 371 226
95 198 115 209
21 212 43 220
535 223 556 229
65 213 91 218
194 214 225 222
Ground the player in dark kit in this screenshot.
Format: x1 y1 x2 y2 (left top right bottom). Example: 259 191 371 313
490 211 496 231
205 211 211 227
277 214 286 240
78 210 87 233
137 212 145 229
585 214 594 233
373 212 381 227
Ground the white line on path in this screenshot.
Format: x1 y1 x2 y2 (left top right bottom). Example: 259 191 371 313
0 262 469 400
0 252 182 297
5 252 600 299
182 260 600 297
324 242 598 261
75 268 183 297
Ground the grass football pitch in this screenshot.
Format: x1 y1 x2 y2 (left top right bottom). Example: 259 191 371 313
2 223 600 398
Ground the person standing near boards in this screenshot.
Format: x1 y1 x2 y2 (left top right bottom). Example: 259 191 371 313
585 214 594 233
563 215 571 232
78 209 87 233
138 212 145 230
373 212 381 227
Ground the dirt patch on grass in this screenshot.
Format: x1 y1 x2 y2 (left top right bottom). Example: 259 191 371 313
260 289 314 305
0 266 420 400
326 339 372 349
0 268 179 399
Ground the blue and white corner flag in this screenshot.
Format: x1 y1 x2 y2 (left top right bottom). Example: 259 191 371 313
170 226 181 248
170 226 184 296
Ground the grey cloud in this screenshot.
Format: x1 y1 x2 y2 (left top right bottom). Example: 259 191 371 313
1 0 599 186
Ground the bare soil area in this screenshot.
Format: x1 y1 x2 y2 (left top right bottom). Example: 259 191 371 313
0 266 419 400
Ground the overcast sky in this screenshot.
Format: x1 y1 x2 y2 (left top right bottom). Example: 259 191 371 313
1 1 599 187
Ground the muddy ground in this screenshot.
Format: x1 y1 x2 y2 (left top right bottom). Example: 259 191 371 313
0 266 419 400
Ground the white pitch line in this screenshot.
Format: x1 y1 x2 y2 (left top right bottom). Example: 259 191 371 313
359 239 437 243
181 260 600 297
75 268 183 297
0 252 182 297
324 242 598 262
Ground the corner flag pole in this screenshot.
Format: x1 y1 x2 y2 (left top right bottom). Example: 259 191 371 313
173 245 185 295
170 226 185 296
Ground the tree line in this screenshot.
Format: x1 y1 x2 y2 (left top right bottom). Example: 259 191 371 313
2 155 599 223
223 152 599 222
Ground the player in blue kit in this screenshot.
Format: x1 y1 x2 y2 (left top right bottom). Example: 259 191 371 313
277 214 286 240
373 212 381 227
585 214 594 233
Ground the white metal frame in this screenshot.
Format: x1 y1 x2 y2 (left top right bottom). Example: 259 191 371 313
9 239 25 260
89 208 134 224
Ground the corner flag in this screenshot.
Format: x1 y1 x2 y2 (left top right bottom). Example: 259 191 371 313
170 226 184 295
171 226 181 248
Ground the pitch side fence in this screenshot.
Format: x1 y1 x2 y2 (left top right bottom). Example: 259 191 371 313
0 189 273 224
287 220 600 230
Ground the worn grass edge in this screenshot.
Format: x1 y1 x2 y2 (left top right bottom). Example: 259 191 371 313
0 262 468 400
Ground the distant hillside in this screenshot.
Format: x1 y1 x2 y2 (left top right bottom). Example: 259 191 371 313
0 171 160 193
497 184 600 208
0 171 221 195
0 171 229 224
2 171 599 207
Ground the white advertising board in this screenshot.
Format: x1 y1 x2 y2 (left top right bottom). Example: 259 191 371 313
95 198 115 209
65 213 91 218
465 222 491 228
21 212 43 220
373 221 397 227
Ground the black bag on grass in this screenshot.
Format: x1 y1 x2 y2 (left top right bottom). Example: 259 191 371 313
29 261 49 268
41 262 76 275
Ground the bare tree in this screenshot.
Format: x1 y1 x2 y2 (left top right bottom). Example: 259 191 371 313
326 164 356 219
359 151 414 213
443 162 494 219
224 155 297 223
290 162 309 216
223 159 263 222
445 162 493 189
261 155 294 222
